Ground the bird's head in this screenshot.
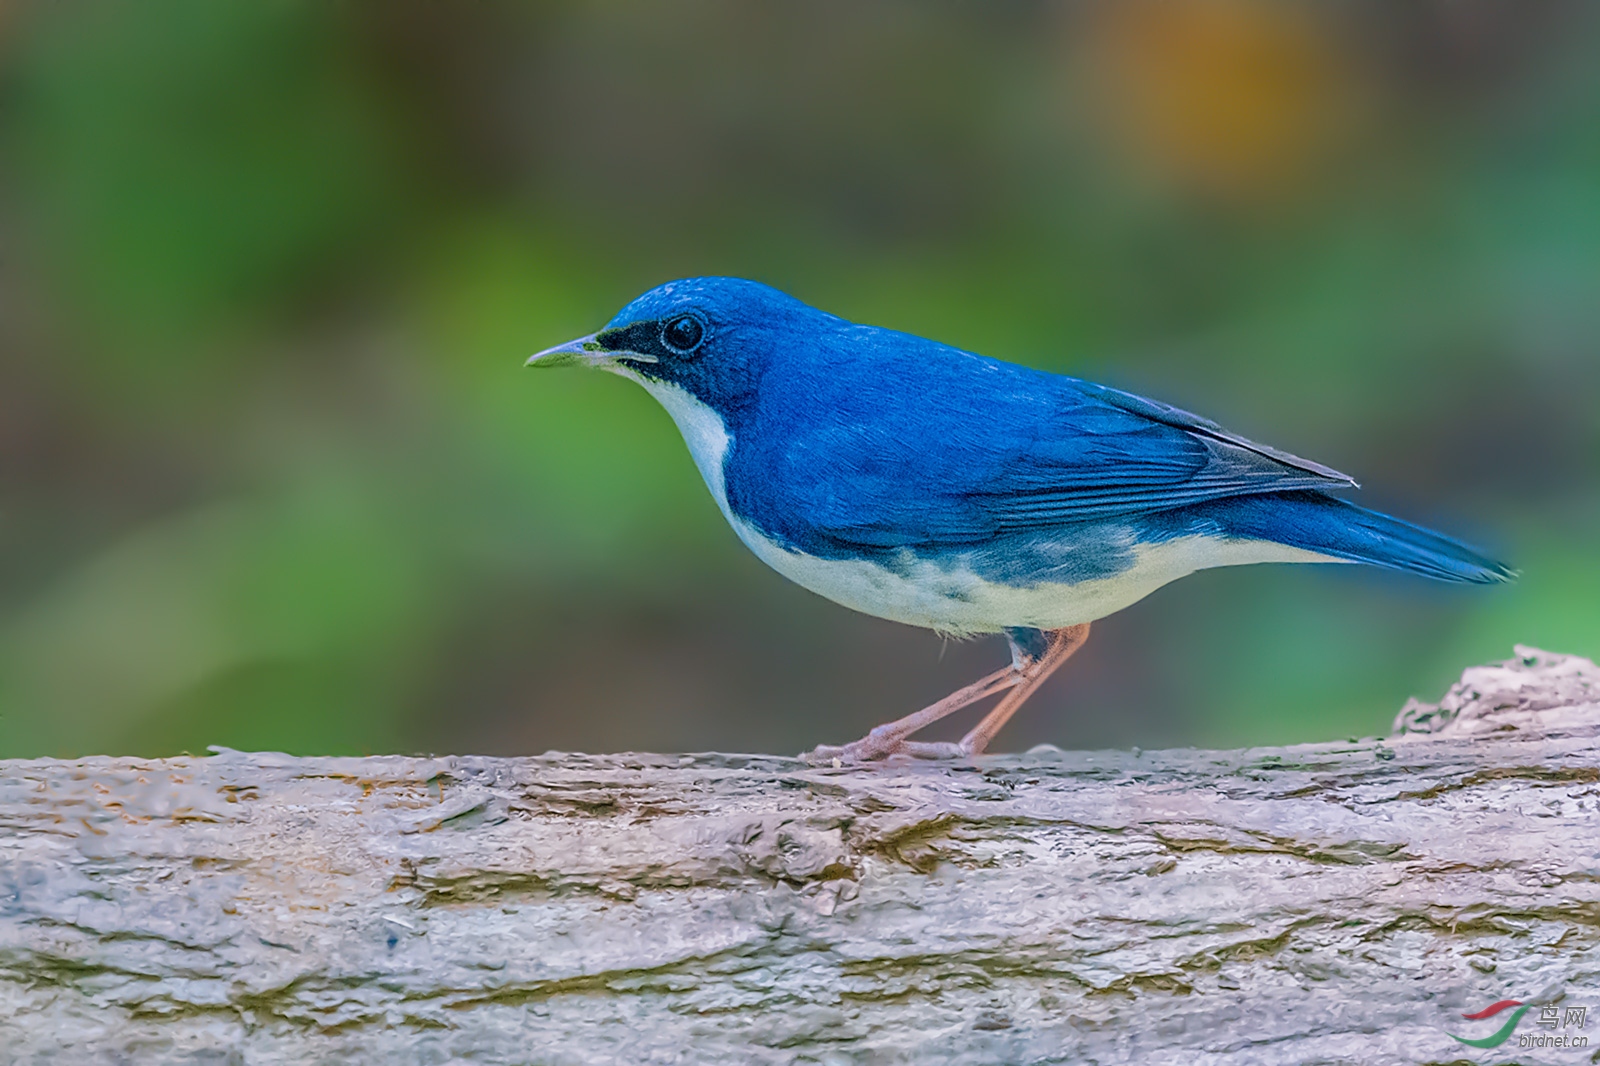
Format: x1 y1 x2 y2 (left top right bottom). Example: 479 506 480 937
528 276 827 417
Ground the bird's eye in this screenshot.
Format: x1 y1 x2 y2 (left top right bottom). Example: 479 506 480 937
660 314 705 355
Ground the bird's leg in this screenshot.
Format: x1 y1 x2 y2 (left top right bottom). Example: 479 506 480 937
803 663 1023 765
802 623 1092 765
957 623 1089 755
896 623 1091 759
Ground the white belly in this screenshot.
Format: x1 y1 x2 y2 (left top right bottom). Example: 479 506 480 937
728 521 1339 634
619 370 1345 634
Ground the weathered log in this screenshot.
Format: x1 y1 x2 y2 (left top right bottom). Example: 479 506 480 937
3 647 1599 1065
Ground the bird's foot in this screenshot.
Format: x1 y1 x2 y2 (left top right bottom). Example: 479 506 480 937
803 664 1026 766
803 732 976 766
802 724 910 766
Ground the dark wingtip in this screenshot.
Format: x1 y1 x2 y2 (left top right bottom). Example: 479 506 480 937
1089 381 1360 486
1217 436 1359 487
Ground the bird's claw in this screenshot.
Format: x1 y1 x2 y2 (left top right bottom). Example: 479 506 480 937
802 724 911 765
801 741 892 766
802 733 970 766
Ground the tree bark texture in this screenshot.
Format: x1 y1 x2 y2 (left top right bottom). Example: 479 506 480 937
3 647 1599 1065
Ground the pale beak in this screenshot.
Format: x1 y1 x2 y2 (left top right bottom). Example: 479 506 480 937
525 333 602 369
525 333 658 370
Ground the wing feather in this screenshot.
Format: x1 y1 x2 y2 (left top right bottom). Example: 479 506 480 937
732 331 1355 556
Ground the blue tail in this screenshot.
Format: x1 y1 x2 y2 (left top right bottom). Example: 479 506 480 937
1194 490 1515 584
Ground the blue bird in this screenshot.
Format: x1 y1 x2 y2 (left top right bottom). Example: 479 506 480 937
529 277 1512 762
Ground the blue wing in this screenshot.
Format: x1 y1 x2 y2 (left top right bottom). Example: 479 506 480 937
726 324 1356 556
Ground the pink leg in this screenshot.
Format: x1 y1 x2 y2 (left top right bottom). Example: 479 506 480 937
805 623 1092 764
803 664 1022 764
951 623 1089 756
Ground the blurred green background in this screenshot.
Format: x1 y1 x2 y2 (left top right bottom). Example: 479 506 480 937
1 1 1595 760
